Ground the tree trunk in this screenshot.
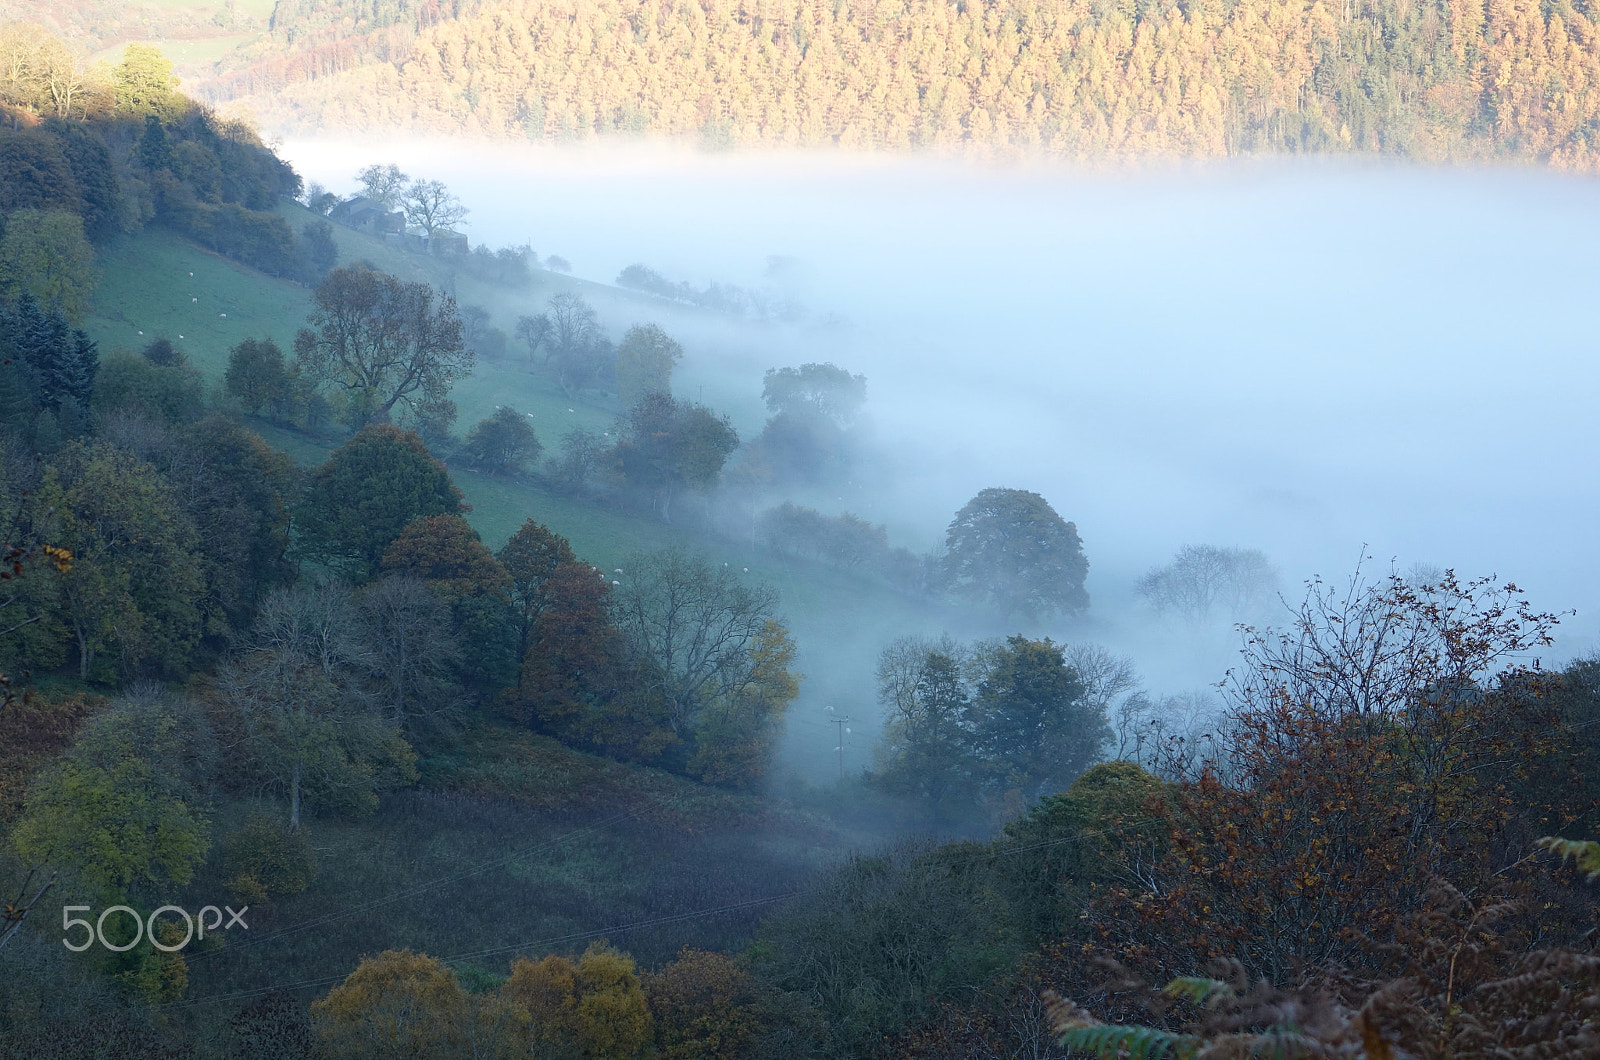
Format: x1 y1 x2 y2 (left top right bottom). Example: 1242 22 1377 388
289 759 302 830
75 623 90 680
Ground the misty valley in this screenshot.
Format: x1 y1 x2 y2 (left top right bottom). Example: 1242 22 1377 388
1 13 1600 1060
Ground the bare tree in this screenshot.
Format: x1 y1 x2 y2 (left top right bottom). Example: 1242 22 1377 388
400 178 469 245
612 548 781 736
545 292 597 351
354 576 465 732
355 163 409 208
876 633 969 726
1135 544 1280 623
548 427 607 493
0 24 79 116
1061 643 1145 757
215 582 394 829
515 313 553 369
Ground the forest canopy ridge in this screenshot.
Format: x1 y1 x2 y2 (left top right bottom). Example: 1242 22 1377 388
196 0 1600 170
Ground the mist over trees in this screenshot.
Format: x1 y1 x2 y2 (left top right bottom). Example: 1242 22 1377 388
872 633 1112 820
4 34 1599 1060
749 362 867 485
1136 544 1280 623
942 487 1090 621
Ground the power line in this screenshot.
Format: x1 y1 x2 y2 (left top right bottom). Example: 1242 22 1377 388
185 807 641 966
168 812 1163 1009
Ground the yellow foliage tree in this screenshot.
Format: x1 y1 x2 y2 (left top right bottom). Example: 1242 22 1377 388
313 949 527 1059
503 942 654 1059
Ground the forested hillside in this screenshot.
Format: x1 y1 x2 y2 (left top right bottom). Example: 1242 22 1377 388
199 0 1600 165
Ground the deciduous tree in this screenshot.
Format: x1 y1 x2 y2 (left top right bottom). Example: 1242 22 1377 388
615 324 683 407
0 209 96 323
399 178 468 245
295 423 465 581
612 394 738 521
32 442 203 680
354 162 408 208
942 487 1089 620
225 337 292 417
10 691 214 897
462 406 541 474
611 548 781 739
497 518 576 654
293 264 472 428
1135 544 1280 623
216 581 416 829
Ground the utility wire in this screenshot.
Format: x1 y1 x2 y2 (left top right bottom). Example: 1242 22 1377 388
169 812 1163 1009
185 807 641 966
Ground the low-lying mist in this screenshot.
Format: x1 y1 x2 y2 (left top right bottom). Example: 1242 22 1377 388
287 137 1600 782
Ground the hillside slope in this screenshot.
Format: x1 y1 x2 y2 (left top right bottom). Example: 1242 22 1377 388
194 0 1600 168
83 216 939 780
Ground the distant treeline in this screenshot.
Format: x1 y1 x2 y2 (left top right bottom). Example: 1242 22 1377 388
617 264 800 321
199 0 1600 168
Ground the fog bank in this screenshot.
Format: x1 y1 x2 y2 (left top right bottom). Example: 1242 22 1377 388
285 138 1600 773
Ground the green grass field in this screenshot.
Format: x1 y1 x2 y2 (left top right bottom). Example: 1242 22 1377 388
85 228 313 372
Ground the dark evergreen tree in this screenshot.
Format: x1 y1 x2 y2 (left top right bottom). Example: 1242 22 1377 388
16 300 96 417
137 115 173 172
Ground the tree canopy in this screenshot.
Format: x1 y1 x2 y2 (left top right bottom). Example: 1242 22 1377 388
295 423 465 581
293 264 472 429
942 487 1089 620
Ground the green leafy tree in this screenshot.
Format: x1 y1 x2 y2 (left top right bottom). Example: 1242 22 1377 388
11 692 214 897
301 218 338 277
381 514 517 690
687 619 800 788
295 423 464 581
0 129 80 215
613 393 739 522
225 337 293 417
162 415 299 634
871 636 983 817
293 264 472 428
91 349 203 425
32 442 204 679
9 292 97 418
46 118 127 239
761 362 866 427
462 405 541 473
112 43 181 119
943 487 1089 620
975 635 1108 798
614 323 683 407
0 208 97 323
